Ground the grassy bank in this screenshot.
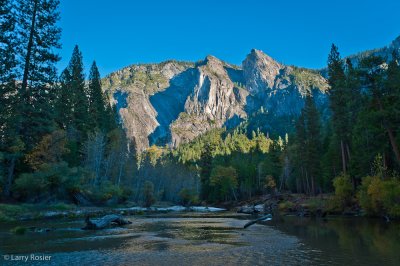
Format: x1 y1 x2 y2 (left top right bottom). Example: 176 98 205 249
0 203 80 222
0 201 208 222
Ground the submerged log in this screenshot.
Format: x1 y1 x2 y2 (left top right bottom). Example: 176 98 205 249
83 214 132 230
243 214 272 229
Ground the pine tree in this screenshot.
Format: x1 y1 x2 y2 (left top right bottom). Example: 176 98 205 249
88 61 108 131
345 59 362 130
0 0 21 198
304 93 322 194
66 45 89 134
351 55 396 177
292 92 322 194
384 50 400 166
55 69 74 128
17 0 61 148
3 0 61 197
294 112 307 193
320 121 341 190
0 0 16 83
327 44 351 176
200 142 213 200
0 0 17 139
54 46 89 167
107 103 119 131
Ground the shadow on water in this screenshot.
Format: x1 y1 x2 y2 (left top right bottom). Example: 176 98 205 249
269 215 400 266
0 219 140 254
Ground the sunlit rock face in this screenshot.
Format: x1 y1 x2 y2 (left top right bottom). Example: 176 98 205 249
103 61 193 151
102 51 330 152
170 56 249 147
242 49 329 117
243 49 285 94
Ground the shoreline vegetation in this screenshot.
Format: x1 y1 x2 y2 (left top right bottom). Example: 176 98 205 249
0 191 394 224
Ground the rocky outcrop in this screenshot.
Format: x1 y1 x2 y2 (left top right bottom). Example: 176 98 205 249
101 36 400 152
170 56 249 146
103 51 329 152
243 49 285 94
243 49 329 116
103 61 193 151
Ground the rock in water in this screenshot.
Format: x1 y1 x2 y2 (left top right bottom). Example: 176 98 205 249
82 215 132 230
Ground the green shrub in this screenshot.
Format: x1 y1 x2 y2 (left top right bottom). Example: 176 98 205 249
0 204 28 222
179 188 199 206
358 175 400 219
210 166 238 201
14 162 83 201
332 174 353 210
120 187 133 202
303 198 326 211
11 226 27 235
382 179 400 218
84 181 124 203
358 175 376 215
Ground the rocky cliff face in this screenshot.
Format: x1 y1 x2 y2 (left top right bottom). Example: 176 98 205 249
170 56 249 146
102 50 329 152
243 49 329 117
103 61 194 151
243 49 285 94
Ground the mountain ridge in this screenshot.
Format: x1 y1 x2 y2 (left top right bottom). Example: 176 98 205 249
102 36 399 152
102 50 328 151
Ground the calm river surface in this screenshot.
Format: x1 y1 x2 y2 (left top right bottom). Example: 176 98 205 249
0 212 399 265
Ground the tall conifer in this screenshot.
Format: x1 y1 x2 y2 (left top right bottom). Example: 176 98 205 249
327 44 351 175
67 45 89 134
3 0 61 197
88 61 108 131
0 0 20 198
304 93 322 194
17 0 61 149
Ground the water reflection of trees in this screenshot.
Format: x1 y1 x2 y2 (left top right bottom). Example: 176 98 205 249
274 217 400 265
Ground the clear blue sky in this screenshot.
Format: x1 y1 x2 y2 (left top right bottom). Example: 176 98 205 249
57 0 400 77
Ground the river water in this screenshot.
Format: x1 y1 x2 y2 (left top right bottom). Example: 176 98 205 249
0 212 399 265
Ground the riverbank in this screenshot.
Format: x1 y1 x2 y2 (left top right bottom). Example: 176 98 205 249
0 202 227 222
232 193 360 217
0 192 381 223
